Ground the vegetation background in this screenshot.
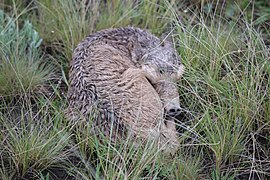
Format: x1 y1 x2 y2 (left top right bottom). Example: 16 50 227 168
0 0 269 179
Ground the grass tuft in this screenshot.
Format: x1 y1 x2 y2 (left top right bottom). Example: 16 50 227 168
0 8 54 99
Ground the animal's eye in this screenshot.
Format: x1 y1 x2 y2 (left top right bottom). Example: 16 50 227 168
159 69 164 74
160 41 165 47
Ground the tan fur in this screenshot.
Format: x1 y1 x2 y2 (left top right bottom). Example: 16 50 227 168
66 27 184 154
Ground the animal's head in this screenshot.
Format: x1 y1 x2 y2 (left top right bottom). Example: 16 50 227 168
127 28 185 117
129 29 184 84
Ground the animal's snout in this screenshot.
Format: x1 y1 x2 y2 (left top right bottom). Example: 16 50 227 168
167 106 182 117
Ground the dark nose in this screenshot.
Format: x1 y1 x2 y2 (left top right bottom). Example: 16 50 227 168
167 107 182 117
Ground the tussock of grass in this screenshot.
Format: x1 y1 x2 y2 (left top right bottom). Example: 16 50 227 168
0 106 71 178
0 0 269 179
174 7 270 178
0 8 54 99
0 54 54 98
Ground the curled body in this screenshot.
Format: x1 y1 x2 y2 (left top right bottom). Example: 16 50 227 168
66 27 184 154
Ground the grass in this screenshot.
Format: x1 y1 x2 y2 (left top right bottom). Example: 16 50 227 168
0 0 269 179
0 8 54 99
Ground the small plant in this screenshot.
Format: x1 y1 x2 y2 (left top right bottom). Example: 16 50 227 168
0 9 54 99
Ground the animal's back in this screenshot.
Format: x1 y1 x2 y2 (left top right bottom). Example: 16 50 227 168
67 44 164 141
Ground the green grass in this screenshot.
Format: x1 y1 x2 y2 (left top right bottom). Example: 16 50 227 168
0 0 269 179
0 8 54 99
0 101 71 178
